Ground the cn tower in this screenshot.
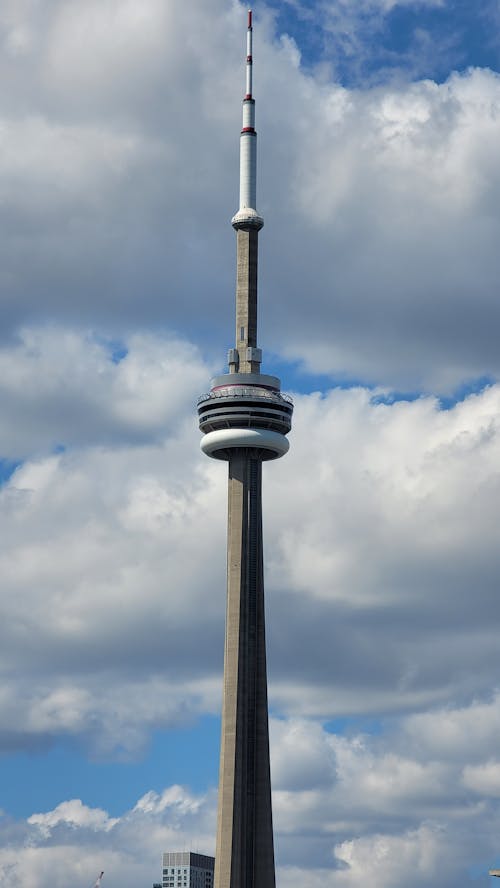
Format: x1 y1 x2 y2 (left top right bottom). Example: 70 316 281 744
197 10 293 888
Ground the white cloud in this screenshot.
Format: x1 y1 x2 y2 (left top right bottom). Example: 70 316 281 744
4 702 500 886
270 707 500 884
463 761 500 797
0 1 499 882
133 785 204 819
0 329 499 756
0 326 207 457
0 1 497 387
262 65 500 389
265 382 500 717
0 786 216 888
28 798 118 835
270 718 336 790
331 825 454 888
0 329 227 754
404 694 500 763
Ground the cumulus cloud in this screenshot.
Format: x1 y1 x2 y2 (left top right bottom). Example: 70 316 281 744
28 798 118 835
0 787 216 888
271 705 500 885
0 325 497 880
462 760 500 797
265 381 500 718
0 328 499 758
0 327 228 754
4 702 500 887
0 0 498 387
0 326 208 457
0 0 499 884
260 64 500 390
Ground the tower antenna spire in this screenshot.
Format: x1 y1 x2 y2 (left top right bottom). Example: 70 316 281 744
231 7 263 236
228 8 264 375
246 9 253 99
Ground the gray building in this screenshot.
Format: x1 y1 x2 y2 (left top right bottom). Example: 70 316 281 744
160 852 214 888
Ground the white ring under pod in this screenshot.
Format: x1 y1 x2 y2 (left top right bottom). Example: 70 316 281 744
200 428 289 459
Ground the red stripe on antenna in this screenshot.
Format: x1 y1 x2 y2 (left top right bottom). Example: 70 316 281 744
248 10 252 28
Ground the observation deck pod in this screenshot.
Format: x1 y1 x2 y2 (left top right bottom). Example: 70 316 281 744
198 373 293 461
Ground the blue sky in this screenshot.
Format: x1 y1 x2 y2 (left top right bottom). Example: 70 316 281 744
273 0 500 83
0 719 221 819
1 1 500 886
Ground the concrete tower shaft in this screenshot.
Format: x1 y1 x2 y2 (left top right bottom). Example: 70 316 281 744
214 454 275 888
235 229 259 374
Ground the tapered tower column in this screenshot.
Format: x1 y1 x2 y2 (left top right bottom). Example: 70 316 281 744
197 11 292 888
215 455 274 888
